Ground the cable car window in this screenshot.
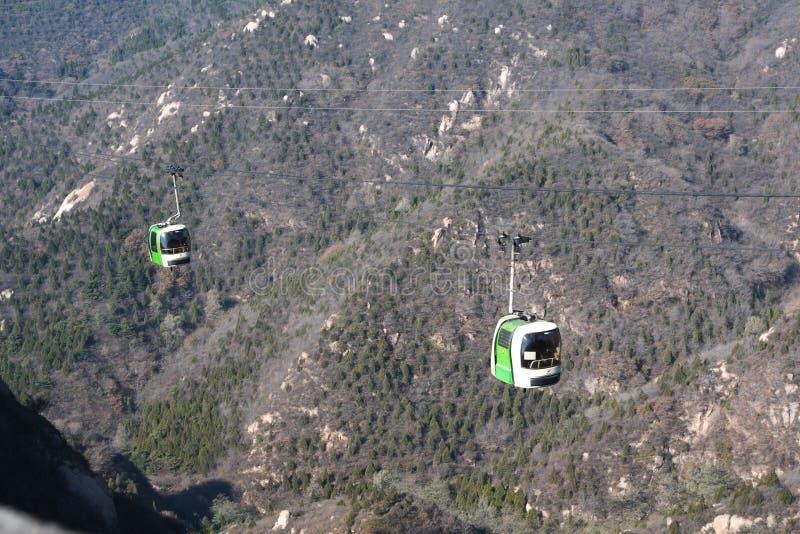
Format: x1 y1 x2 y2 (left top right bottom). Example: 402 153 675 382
149 231 158 252
161 228 190 253
498 329 513 349
520 329 561 367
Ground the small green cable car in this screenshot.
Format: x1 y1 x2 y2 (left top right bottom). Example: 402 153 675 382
491 233 562 388
491 312 562 388
148 223 191 267
148 165 191 268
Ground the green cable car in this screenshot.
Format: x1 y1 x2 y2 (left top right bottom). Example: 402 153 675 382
491 312 562 388
148 223 191 267
148 166 191 268
490 233 562 388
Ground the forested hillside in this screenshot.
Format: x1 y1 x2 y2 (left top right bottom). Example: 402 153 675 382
3 1 800 532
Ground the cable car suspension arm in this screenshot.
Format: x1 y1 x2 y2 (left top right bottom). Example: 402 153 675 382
166 164 184 225
497 232 531 313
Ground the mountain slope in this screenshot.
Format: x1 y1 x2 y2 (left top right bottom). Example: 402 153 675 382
0 380 184 533
3 0 800 531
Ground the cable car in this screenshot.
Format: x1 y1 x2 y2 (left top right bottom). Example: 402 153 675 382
491 233 562 388
148 165 191 267
148 223 191 267
491 311 562 388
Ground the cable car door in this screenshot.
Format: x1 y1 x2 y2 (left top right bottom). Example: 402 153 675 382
494 319 523 385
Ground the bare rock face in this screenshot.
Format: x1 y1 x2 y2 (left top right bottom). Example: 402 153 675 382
431 227 446 249
701 513 759 533
0 506 80 534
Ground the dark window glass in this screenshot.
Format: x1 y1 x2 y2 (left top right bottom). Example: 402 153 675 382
520 329 561 367
149 231 158 252
161 228 191 252
498 329 513 349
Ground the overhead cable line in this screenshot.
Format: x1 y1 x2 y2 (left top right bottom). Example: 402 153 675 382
4 76 800 95
19 145 800 201
533 236 789 254
367 216 793 255
12 164 793 257
3 93 796 115
214 169 800 200
20 165 797 255
1 0 73 6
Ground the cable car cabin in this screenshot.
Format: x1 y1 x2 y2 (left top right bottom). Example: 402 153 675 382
491 312 561 388
148 223 191 267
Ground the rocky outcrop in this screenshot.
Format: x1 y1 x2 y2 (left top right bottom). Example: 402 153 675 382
0 506 80 534
53 181 95 221
700 514 759 534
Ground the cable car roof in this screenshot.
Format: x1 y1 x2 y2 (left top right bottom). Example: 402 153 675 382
152 223 188 232
509 319 559 334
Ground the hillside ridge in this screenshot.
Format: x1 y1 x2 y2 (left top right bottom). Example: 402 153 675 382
3 1 800 532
